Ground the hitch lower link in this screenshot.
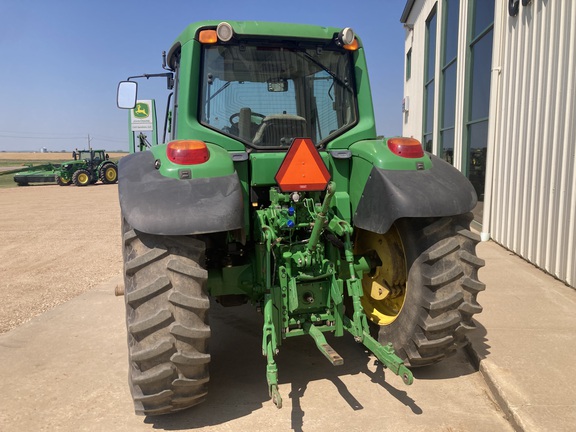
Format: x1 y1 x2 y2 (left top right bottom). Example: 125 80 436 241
260 182 413 408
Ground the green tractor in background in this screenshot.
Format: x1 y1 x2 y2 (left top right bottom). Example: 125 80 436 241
10 149 118 187
56 149 118 186
117 21 484 415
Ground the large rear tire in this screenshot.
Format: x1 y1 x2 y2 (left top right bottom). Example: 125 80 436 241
122 219 210 415
355 213 485 367
100 164 118 184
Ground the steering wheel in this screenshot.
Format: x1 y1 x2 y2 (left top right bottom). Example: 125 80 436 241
229 112 266 126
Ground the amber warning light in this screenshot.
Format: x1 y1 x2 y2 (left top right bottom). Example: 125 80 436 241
275 138 331 192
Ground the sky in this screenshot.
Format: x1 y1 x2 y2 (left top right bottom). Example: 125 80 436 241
0 0 408 152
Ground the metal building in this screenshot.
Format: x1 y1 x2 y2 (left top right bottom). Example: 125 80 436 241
401 0 576 288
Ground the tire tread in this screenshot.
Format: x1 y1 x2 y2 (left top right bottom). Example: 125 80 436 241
122 219 210 415
375 213 484 367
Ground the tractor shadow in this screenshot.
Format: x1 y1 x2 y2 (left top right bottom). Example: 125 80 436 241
145 302 268 429
463 318 491 369
282 333 424 432
14 183 55 187
145 302 481 430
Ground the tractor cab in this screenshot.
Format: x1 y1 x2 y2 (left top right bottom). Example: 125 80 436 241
75 150 104 166
197 34 358 149
91 150 105 166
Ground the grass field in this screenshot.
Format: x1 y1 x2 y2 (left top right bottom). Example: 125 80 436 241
0 152 127 188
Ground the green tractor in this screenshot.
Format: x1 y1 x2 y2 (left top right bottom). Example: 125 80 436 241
56 149 118 186
117 21 484 415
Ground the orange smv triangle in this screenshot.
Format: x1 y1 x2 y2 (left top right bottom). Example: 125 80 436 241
275 138 331 192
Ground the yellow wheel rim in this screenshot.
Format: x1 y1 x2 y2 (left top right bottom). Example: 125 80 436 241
354 227 407 325
78 173 89 184
105 167 117 182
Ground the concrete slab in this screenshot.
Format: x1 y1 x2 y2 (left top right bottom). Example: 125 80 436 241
470 241 576 432
0 276 512 431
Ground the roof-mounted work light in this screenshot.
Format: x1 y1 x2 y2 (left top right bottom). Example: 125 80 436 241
336 27 358 50
339 27 355 46
217 22 234 42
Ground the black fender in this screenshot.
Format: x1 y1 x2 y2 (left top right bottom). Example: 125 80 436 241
98 160 116 170
118 151 243 235
353 154 477 234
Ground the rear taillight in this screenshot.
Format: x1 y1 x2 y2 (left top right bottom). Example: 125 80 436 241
387 137 425 158
166 140 210 165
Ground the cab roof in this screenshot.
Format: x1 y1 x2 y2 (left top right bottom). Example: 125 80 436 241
173 20 347 44
167 20 362 64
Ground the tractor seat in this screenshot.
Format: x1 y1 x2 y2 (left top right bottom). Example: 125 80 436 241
253 114 307 147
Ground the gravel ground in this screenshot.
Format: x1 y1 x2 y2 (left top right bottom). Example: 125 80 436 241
0 183 122 333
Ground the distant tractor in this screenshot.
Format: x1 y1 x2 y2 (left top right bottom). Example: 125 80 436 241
56 149 118 186
11 149 119 187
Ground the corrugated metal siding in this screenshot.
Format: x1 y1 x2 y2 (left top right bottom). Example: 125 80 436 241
402 0 432 141
402 0 470 172
489 0 576 286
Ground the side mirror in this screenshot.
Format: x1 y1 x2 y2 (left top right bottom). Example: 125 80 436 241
117 81 138 109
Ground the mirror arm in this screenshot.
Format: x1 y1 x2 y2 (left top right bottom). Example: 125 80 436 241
127 73 174 90
162 51 174 72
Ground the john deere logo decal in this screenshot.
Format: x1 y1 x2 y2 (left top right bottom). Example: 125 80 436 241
134 103 150 118
131 99 154 132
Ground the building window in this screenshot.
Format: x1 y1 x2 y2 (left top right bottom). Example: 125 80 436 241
439 0 460 165
464 0 494 202
406 48 412 81
423 6 437 153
